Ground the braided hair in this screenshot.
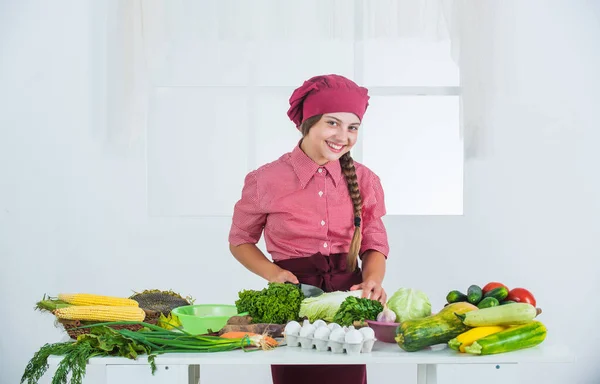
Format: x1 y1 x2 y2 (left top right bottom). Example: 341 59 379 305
300 115 363 272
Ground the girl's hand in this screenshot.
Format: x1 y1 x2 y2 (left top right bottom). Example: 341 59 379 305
350 280 387 304
267 266 299 284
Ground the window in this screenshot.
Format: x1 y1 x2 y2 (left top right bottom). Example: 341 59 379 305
140 0 463 216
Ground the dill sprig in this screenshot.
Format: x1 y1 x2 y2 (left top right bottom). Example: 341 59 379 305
21 322 262 384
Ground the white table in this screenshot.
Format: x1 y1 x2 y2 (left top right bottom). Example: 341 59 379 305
47 341 574 384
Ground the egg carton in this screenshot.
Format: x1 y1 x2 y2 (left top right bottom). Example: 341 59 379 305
282 320 376 355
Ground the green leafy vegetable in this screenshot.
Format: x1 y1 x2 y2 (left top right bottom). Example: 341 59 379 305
332 296 384 326
21 327 154 384
235 283 304 324
21 321 257 384
299 290 363 322
386 287 432 322
157 312 182 330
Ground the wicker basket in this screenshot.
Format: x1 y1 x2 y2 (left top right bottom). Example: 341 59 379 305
60 309 161 340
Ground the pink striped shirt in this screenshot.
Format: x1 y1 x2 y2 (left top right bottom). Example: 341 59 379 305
228 143 389 261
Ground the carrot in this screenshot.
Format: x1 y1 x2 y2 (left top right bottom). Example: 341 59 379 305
218 324 284 337
220 331 278 349
220 331 255 338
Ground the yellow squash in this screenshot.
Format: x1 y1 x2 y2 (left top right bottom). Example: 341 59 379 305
448 326 508 352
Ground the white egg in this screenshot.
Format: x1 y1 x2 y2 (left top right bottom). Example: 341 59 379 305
327 323 342 331
358 327 375 341
312 319 327 329
313 326 332 340
302 319 311 327
345 329 364 344
329 328 346 343
284 321 301 336
299 324 316 338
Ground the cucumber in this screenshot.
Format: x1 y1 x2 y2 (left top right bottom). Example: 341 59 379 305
477 297 499 309
500 300 516 305
483 287 509 301
455 303 538 327
446 290 468 303
467 285 483 305
464 321 547 355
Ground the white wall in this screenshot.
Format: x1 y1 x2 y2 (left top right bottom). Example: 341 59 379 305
1 1 599 384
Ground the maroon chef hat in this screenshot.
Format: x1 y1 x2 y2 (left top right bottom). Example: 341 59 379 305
287 74 370 128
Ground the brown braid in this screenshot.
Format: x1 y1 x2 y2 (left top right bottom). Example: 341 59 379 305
339 152 363 272
300 115 363 272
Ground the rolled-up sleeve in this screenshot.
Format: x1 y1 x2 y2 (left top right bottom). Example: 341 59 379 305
359 173 390 258
229 170 267 246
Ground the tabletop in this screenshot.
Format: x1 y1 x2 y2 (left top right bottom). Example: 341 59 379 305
47 341 575 366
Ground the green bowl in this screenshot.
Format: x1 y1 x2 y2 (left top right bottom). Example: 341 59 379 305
171 304 248 335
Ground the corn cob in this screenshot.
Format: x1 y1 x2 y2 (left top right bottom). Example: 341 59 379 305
54 305 146 321
58 293 139 307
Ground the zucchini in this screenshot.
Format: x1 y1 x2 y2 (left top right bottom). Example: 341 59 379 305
464 321 547 355
446 290 468 303
477 297 499 309
395 302 478 352
455 302 538 327
467 285 483 305
483 287 509 301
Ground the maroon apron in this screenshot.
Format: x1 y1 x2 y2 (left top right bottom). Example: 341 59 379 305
271 253 367 384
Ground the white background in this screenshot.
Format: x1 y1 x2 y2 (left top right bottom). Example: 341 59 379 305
139 0 464 217
1 1 599 383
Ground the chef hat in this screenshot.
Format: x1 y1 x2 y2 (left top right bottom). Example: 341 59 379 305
287 74 370 128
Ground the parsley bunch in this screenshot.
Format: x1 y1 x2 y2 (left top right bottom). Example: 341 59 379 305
332 296 383 326
235 283 304 324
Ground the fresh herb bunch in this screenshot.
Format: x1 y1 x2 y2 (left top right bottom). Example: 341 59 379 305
21 321 258 384
332 296 384 326
21 326 155 384
235 283 305 324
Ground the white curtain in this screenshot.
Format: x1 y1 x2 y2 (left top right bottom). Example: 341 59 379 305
443 0 495 158
106 0 491 157
105 0 148 147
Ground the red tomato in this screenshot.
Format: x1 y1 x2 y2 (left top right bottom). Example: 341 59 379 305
506 288 537 307
482 282 508 294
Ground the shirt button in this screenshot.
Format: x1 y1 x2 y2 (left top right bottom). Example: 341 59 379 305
321 220 325 226
318 168 323 173
318 191 323 197
323 242 328 248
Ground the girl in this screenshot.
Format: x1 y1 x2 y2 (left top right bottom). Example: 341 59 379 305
228 74 389 384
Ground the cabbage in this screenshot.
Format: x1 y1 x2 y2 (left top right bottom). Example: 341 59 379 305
386 288 432 322
299 290 363 322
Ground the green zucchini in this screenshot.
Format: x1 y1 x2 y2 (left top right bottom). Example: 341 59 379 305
467 285 483 305
395 302 478 352
464 321 547 355
446 290 468 303
477 297 499 309
483 287 509 301
455 302 538 327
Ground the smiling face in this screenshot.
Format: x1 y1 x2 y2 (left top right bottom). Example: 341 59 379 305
299 112 361 165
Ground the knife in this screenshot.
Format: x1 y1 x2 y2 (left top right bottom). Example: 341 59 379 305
285 282 324 298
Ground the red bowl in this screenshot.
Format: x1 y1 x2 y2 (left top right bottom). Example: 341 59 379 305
365 320 400 343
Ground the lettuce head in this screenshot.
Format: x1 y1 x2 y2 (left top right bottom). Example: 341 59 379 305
386 288 432 322
299 290 363 322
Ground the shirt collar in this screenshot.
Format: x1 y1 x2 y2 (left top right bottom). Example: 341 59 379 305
290 142 343 188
